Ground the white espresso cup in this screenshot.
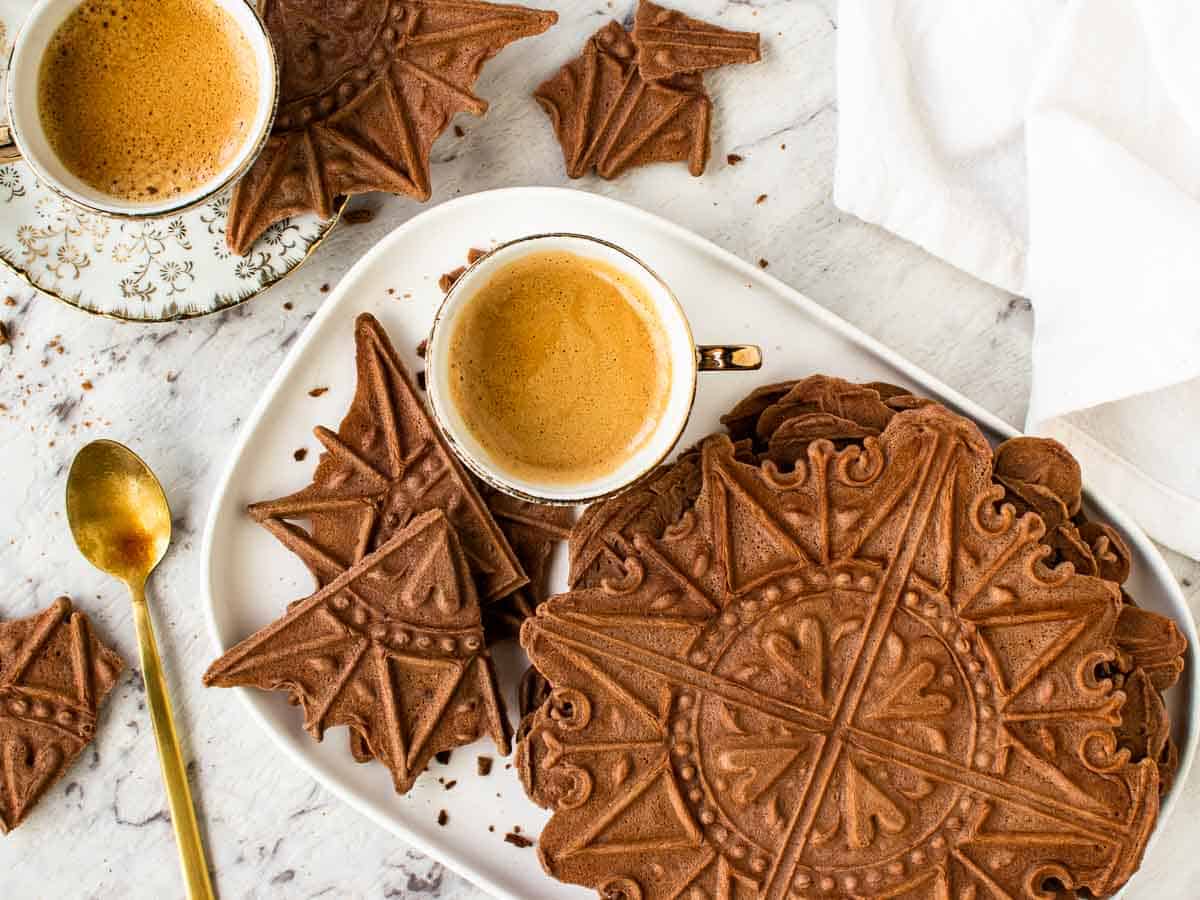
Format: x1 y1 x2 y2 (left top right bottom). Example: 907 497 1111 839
427 233 763 505
0 0 278 218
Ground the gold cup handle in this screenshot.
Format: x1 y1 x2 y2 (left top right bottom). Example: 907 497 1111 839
0 122 21 162
697 344 763 372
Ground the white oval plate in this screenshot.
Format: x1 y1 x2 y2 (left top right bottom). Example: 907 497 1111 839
202 187 1197 900
0 0 339 321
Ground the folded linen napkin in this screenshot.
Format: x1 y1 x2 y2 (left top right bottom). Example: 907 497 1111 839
835 0 1200 559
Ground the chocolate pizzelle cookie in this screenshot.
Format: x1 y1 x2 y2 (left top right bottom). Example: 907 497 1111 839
248 313 525 603
477 484 574 643
226 0 557 254
632 0 761 82
205 509 510 793
535 2 761 180
535 21 711 180
519 379 1184 899
0 598 124 832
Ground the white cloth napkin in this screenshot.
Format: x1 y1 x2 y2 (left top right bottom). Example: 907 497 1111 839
835 0 1200 559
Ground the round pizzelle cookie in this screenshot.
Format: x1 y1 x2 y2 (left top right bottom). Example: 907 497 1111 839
520 393 1181 900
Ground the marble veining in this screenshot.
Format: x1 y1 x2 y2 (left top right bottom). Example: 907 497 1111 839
0 1 1196 897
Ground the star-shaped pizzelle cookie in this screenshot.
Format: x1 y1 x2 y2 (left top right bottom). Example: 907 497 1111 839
0 598 123 833
248 313 525 603
534 21 711 179
205 509 511 793
226 0 557 254
476 485 574 642
520 403 1174 900
632 0 761 81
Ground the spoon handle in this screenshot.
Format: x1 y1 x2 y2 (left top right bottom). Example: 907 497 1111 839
129 583 216 900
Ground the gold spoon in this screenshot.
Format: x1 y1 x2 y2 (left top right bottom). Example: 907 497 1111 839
66 440 215 900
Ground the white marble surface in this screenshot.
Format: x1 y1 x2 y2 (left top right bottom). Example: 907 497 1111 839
0 1 1196 897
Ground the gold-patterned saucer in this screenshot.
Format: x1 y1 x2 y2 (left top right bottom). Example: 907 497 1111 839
0 6 341 322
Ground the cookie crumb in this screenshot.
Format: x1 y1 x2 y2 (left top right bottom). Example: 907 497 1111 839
283 301 293 310
439 267 466 293
476 755 492 776
293 448 308 462
416 370 426 391
756 193 767 205
454 125 465 138
504 832 533 849
416 339 428 359
434 750 452 765
81 380 93 391
488 825 495 833
320 284 330 293
165 371 178 383
467 247 487 264
444 779 457 790
726 153 743 166
3 296 14 306
343 207 375 225
0 322 9 346
758 258 769 269
308 387 329 398
437 809 448 827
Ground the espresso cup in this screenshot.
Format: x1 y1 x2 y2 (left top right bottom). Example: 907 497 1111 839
0 0 278 218
427 233 763 505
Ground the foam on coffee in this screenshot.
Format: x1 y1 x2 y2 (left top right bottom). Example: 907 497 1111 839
448 251 673 486
38 0 259 203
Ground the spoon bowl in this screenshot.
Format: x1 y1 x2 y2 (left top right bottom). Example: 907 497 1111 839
66 439 171 585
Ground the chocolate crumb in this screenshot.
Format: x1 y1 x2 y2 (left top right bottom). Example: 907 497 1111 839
293 448 308 462
3 296 14 306
488 825 495 833
283 302 293 311
320 284 330 293
439 267 467 293
343 207 375 225
416 339 428 359
81 380 93 391
758 258 769 269
417 370 426 391
756 193 767 205
165 371 178 383
726 153 743 166
467 248 487 264
444 779 457 790
504 832 533 849
476 755 493 776
386 288 395 295
454 125 465 138
308 387 329 398
434 750 452 765
437 809 448 827
513 825 522 833
0 322 8 346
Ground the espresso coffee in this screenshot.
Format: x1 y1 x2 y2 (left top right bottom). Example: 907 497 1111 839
38 0 259 202
448 251 672 485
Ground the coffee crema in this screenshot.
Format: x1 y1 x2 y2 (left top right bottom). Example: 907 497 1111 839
448 251 672 486
38 0 259 203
